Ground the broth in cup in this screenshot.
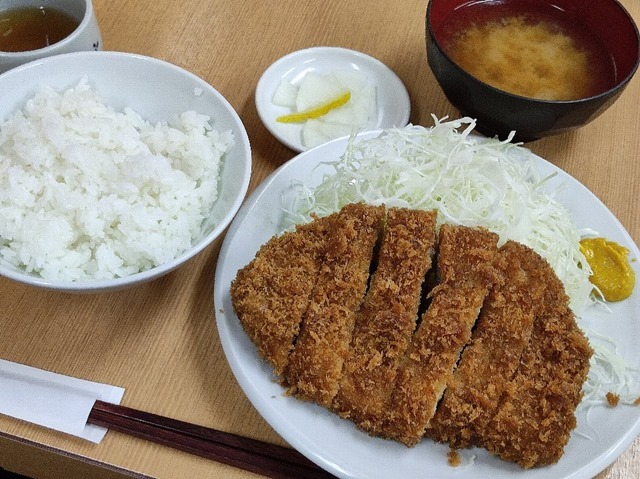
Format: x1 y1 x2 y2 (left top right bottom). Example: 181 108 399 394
0 6 80 52
0 0 101 74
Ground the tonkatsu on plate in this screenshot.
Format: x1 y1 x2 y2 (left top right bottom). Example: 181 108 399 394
215 123 640 479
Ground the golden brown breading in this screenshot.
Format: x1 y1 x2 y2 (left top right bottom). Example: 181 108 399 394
332 208 437 430
378 225 499 446
426 241 548 447
230 212 337 375
436 223 500 286
284 203 384 407
380 282 489 445
481 260 593 468
231 204 594 469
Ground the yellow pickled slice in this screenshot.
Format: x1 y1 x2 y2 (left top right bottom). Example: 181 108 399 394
276 91 351 123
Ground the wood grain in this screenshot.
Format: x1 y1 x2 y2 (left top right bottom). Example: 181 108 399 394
0 1 638 478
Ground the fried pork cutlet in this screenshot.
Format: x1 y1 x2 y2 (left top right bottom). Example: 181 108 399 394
284 203 384 407
481 257 593 468
231 203 594 469
379 225 499 446
436 223 500 285
230 211 338 375
332 208 437 430
426 241 548 448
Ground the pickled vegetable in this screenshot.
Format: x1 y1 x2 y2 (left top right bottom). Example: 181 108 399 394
276 91 351 123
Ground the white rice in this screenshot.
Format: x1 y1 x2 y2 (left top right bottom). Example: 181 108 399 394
0 78 234 281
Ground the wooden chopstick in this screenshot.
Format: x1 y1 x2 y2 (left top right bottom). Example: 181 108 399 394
88 400 336 479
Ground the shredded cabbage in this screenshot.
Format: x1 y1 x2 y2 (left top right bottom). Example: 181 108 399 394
581 329 640 407
284 116 594 314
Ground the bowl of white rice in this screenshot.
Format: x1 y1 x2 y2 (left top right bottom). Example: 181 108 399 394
0 51 251 292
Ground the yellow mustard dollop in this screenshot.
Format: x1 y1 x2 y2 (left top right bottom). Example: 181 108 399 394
580 237 636 302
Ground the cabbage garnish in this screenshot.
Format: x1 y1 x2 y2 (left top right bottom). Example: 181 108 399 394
285 116 594 314
581 329 640 407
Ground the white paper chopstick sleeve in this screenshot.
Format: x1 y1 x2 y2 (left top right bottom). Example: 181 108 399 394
0 359 125 443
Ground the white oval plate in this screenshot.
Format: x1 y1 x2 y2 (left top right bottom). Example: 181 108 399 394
214 131 640 479
255 47 410 152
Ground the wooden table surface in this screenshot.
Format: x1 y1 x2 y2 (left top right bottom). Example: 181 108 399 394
0 1 638 478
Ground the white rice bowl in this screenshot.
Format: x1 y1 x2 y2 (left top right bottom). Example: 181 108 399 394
0 52 251 292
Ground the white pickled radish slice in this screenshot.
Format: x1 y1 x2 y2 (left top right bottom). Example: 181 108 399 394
296 72 347 112
272 80 299 108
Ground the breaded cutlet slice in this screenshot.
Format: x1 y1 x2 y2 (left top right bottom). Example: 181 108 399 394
332 208 437 430
482 261 593 468
426 241 548 448
436 224 501 285
230 211 338 376
380 282 488 446
284 203 384 407
378 225 499 446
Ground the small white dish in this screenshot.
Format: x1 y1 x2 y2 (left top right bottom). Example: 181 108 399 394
256 47 411 152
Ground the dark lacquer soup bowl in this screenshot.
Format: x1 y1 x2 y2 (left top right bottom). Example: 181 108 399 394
426 0 640 141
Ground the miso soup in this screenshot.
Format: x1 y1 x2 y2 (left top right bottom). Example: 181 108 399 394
436 0 616 100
